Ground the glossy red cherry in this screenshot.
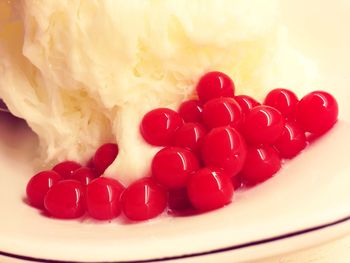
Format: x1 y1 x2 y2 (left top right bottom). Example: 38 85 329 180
44 180 85 219
202 97 242 130
86 157 95 168
140 108 183 146
168 188 192 212
122 178 167 221
187 167 234 212
240 145 281 186
86 177 124 220
243 105 285 145
152 147 200 189
52 161 81 179
235 95 260 116
274 121 307 159
196 71 235 103
296 91 338 135
173 123 207 155
178 100 203 123
232 174 242 190
264 88 299 118
93 143 119 175
201 126 247 177
26 170 62 209
71 167 97 185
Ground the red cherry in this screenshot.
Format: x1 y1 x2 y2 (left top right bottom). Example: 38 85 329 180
264 88 299 118
178 100 203 123
296 91 338 135
187 167 234 212
240 145 281 186
173 123 207 155
86 177 124 220
232 174 242 190
71 167 97 185
196 71 235 103
122 178 167 221
86 157 95 168
201 126 247 177
26 170 62 209
234 95 260 116
243 105 285 145
140 108 183 146
86 158 99 175
168 188 192 212
52 161 81 179
93 143 118 175
152 147 200 189
202 98 243 130
274 121 307 159
44 180 85 219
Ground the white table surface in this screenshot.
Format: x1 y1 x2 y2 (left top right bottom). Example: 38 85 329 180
254 236 350 263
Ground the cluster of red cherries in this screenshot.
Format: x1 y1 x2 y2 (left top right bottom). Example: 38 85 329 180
26 71 338 222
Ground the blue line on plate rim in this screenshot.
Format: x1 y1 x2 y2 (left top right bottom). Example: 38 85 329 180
1 214 350 263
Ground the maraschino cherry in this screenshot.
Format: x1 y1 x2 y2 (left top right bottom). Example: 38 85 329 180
196 71 235 103
122 178 167 221
187 167 234 212
296 91 338 135
140 108 183 146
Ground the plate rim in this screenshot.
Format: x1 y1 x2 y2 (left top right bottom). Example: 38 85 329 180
1 214 349 263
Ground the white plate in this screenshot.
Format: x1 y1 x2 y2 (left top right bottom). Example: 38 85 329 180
1 0 350 262
1 114 350 263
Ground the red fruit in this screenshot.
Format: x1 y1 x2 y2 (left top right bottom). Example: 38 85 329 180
122 178 167 221
202 97 243 130
152 147 200 189
243 105 285 145
187 167 234 212
86 158 95 168
71 167 97 185
201 126 247 177
44 180 85 219
274 121 307 159
140 108 183 146
296 91 338 135
86 177 124 220
173 123 207 155
93 143 119 175
52 161 81 179
232 174 242 190
196 71 235 103
26 170 62 209
264 88 299 118
178 100 203 123
240 146 281 186
235 95 260 116
168 188 192 212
